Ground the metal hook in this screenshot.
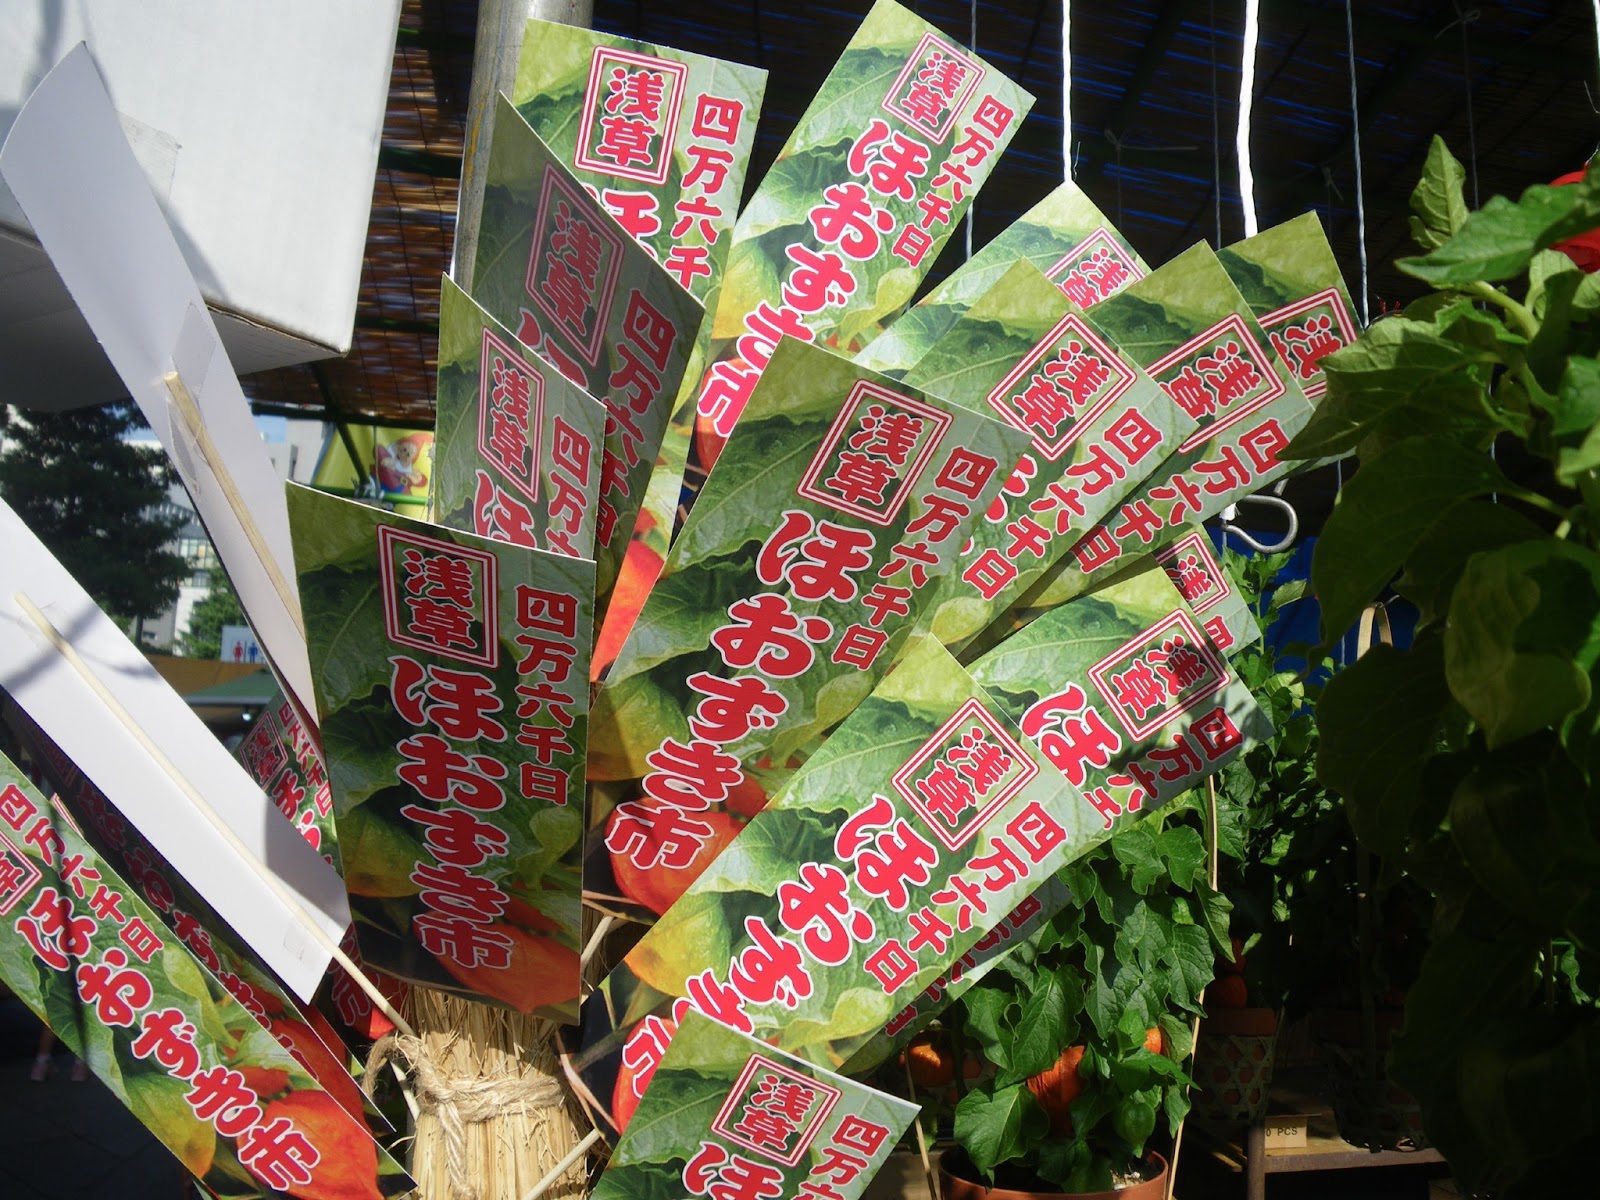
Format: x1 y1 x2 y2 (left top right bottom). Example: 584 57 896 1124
1321 163 1343 202
1436 2 1481 38
1218 489 1300 554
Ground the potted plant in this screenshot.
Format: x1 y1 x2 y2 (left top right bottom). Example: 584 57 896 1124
1191 547 1312 1125
1289 138 1600 1195
1195 550 1434 1153
935 794 1230 1198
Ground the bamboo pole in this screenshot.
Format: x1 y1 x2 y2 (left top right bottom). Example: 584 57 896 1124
1165 775 1224 1200
12 590 413 1041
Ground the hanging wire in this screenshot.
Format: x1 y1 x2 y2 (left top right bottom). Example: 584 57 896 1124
1062 0 1073 181
966 0 978 259
1344 0 1371 326
1594 1 1600 83
1209 0 1222 246
1108 128 1125 228
1237 0 1262 236
1443 3 1482 207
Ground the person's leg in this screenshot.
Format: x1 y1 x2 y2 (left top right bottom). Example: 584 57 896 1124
30 1025 54 1081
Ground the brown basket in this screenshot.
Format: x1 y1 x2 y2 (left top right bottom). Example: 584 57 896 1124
1313 1034 1430 1151
1310 1007 1430 1151
1192 1009 1279 1124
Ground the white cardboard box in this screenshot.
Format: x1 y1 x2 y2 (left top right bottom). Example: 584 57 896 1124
0 2 402 410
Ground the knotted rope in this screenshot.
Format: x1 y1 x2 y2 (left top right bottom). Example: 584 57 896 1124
367 1032 570 1200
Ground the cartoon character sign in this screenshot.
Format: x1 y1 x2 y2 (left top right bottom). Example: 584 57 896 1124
373 432 433 498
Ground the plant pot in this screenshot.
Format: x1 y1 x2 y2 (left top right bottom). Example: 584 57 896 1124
1309 1006 1429 1152
1192 1006 1279 1124
938 1148 1169 1200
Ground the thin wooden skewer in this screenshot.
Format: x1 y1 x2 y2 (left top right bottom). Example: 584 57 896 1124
1167 775 1225 1200
162 371 306 638
579 914 616 969
904 1053 942 1200
12 591 412 1040
521 1126 601 1200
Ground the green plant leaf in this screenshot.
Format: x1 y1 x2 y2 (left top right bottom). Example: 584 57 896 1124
1444 541 1600 748
1387 926 1543 1190
1552 356 1600 440
961 986 1017 1070
1575 270 1600 318
1399 162 1600 285
1312 438 1513 642
1112 1089 1159 1150
1036 1138 1101 1193
1528 249 1584 322
1447 742 1598 933
1558 419 1600 486
1001 969 1071 1084
954 1083 1048 1175
1395 500 1546 628
1408 136 1470 252
1167 922 1213 1012
1110 824 1164 894
1285 319 1502 460
1317 638 1452 863
1434 300 1529 358
1157 826 1207 892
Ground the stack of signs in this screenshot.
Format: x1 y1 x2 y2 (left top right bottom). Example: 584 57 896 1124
509 20 765 309
687 0 1034 472
842 560 1272 1071
580 634 1092 1134
997 241 1319 616
587 337 1030 918
1217 211 1362 462
590 1012 917 1200
893 260 1195 653
430 278 607 561
3 701 383 1135
466 96 703 597
576 560 1271 1136
1152 530 1261 657
507 19 768 649
286 485 594 1020
233 687 341 869
0 756 413 1199
853 182 1148 381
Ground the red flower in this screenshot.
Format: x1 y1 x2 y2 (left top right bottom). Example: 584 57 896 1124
1549 168 1600 272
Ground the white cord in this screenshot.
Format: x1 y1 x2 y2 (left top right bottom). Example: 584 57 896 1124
967 0 978 260
1344 0 1371 326
1062 0 1073 180
1237 0 1261 237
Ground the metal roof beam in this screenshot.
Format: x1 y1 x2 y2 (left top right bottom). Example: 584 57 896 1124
377 144 463 179
1290 4 1591 78
1074 0 1197 187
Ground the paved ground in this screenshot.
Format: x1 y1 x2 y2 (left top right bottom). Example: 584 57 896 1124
0 995 186 1200
1 989 1451 1200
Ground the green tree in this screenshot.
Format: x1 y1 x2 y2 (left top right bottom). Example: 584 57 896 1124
179 570 245 660
0 403 188 624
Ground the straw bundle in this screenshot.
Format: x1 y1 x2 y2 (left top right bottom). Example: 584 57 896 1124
386 990 592 1200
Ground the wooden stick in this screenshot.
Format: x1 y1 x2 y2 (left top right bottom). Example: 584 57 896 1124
1166 775 1225 1200
520 1126 600 1200
12 590 413 1041
904 1054 942 1200
388 1058 422 1121
579 914 616 970
162 370 306 638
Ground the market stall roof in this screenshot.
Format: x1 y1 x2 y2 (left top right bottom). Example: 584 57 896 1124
180 670 279 709
241 0 1600 428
